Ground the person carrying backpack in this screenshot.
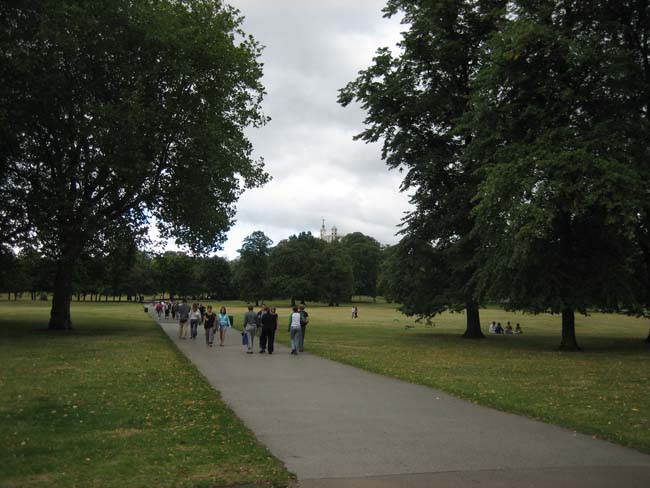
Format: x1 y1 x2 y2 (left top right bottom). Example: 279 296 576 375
288 306 302 355
298 304 309 352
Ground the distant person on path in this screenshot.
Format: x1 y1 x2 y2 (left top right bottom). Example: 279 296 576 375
172 301 178 319
155 301 163 318
164 301 171 320
189 303 202 340
243 305 257 354
199 303 206 318
298 305 309 352
289 306 302 355
514 323 523 334
204 305 217 346
354 306 358 318
351 306 356 319
177 299 190 339
259 306 278 354
218 306 231 346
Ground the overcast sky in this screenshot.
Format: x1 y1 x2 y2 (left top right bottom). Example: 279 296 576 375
209 0 412 259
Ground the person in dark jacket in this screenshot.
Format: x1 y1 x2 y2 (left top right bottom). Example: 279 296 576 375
259 306 278 354
298 304 309 352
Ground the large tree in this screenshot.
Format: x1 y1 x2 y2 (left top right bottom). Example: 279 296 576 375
266 232 324 306
340 232 381 300
339 0 506 338
235 231 273 305
466 0 649 350
0 0 268 329
319 241 354 306
199 255 234 300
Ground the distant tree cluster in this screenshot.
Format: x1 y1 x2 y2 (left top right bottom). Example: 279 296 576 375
232 231 382 307
0 230 384 306
340 0 650 348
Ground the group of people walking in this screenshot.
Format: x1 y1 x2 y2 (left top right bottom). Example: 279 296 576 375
167 299 232 346
243 304 309 355
154 299 310 354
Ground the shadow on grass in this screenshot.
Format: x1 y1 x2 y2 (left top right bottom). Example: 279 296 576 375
0 318 156 341
403 330 650 354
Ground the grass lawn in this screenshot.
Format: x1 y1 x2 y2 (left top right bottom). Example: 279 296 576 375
0 301 294 488
219 300 650 454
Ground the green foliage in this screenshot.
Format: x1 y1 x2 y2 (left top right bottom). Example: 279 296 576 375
340 0 506 335
319 241 354 305
465 1 650 319
0 0 269 326
342 0 650 345
235 230 273 303
154 252 197 299
198 255 234 300
340 232 381 298
266 232 324 303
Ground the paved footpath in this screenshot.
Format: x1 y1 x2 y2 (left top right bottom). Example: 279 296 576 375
154 313 650 487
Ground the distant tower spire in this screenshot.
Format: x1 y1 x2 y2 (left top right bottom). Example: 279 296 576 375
320 218 326 240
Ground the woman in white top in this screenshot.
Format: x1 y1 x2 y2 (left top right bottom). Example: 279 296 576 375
288 306 302 355
188 303 202 340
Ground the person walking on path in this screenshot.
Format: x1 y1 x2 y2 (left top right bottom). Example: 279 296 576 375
298 304 309 352
243 304 257 354
259 306 278 354
289 306 302 355
203 305 217 346
177 299 190 339
189 302 202 340
218 306 231 346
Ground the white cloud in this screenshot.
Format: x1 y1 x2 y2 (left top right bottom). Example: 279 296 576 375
206 0 412 259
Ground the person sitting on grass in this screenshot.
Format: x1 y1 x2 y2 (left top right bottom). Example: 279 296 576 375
489 321 497 333
514 323 523 334
505 322 514 334
494 322 504 334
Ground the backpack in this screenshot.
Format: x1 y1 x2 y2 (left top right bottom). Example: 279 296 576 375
300 311 309 326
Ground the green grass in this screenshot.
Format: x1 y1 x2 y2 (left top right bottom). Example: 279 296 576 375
0 301 294 488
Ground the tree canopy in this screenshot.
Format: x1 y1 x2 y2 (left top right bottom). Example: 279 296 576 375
0 0 269 328
339 0 507 338
342 0 650 347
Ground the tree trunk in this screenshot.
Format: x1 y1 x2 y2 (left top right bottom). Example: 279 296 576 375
290 296 296 307
49 259 74 330
559 308 581 350
462 300 485 339
645 325 650 343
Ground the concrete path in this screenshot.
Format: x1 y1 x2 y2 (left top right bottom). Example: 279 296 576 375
153 312 650 487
